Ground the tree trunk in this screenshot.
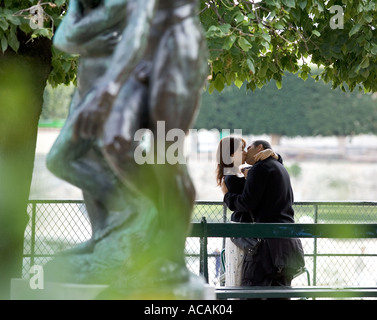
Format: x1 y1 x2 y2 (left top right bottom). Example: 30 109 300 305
0 34 51 299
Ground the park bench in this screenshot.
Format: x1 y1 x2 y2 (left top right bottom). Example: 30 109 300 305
189 218 377 299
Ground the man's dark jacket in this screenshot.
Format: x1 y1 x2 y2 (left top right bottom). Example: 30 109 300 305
224 157 294 223
224 157 304 284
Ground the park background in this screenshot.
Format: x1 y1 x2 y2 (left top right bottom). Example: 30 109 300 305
29 72 377 287
3 1 377 299
31 71 377 203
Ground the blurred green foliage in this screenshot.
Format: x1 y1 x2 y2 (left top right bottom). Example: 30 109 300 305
0 58 41 298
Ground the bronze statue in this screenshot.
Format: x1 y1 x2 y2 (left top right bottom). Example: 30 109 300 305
45 0 208 298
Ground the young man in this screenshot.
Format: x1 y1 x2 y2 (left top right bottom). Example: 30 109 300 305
221 140 304 289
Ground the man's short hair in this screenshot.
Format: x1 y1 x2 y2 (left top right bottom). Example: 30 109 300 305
252 140 272 150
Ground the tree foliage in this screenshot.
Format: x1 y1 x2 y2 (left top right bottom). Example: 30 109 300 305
199 0 377 93
0 0 76 86
3 1 377 93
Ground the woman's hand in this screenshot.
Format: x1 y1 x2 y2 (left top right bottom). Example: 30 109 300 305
254 148 277 162
241 166 251 178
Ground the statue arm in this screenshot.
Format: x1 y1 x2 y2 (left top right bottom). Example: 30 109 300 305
65 0 128 43
72 0 158 140
53 0 82 53
53 0 127 54
102 0 157 91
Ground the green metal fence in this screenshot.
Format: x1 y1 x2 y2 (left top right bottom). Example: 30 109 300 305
24 200 377 288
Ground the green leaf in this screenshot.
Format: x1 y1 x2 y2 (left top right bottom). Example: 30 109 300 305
274 21 285 30
261 33 271 43
246 59 255 74
316 1 324 11
247 12 255 20
8 27 19 52
62 61 72 73
233 12 245 24
370 44 377 55
361 68 370 80
312 30 321 37
55 0 67 6
1 34 8 53
360 56 370 69
218 24 231 34
234 78 243 89
349 24 362 37
259 64 268 78
0 19 9 31
269 63 278 73
5 13 21 26
283 0 296 8
214 74 225 92
33 28 53 39
222 34 236 50
206 25 222 38
299 0 307 10
237 37 252 52
299 71 308 81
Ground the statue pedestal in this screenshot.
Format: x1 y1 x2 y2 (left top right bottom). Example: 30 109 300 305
11 274 215 300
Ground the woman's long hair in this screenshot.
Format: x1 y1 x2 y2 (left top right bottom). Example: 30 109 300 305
216 136 246 186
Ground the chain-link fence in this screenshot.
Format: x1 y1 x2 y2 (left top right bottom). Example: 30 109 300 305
24 200 377 287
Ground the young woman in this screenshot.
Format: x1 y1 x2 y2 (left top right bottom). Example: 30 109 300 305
216 136 278 286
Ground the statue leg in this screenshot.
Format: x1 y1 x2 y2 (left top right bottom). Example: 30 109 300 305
146 18 208 264
47 88 129 205
101 74 157 200
46 91 127 249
